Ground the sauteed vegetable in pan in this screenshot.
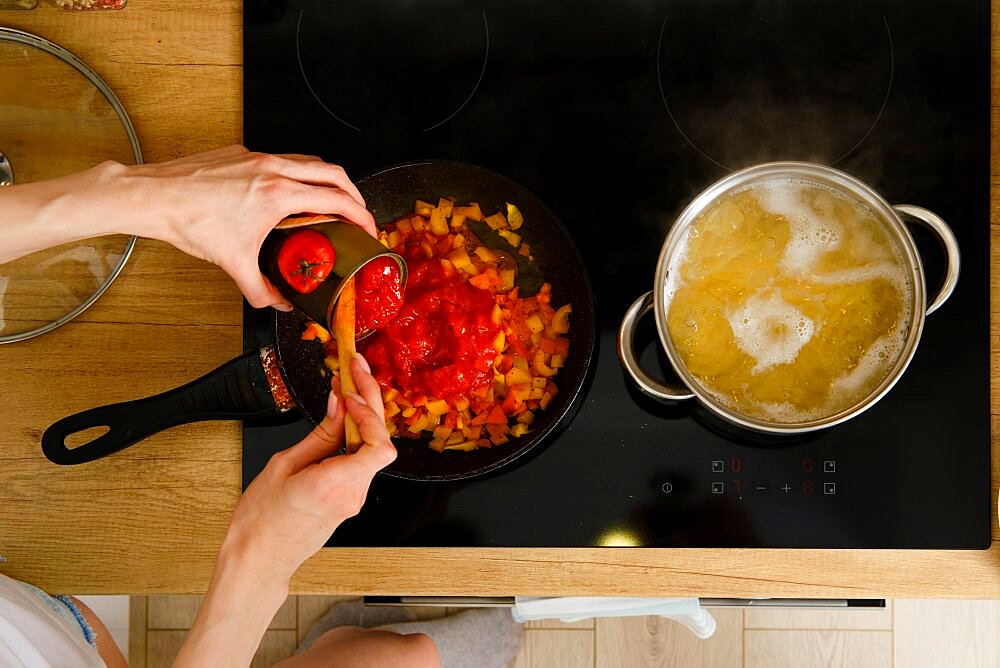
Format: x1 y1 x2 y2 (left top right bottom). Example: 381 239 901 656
306 197 574 453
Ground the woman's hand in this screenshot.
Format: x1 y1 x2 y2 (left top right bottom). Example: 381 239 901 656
120 145 376 309
223 353 396 583
0 145 376 310
175 354 395 667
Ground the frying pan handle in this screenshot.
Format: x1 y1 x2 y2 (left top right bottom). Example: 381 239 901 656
617 291 696 401
42 351 279 465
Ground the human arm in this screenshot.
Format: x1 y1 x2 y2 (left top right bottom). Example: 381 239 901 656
0 145 376 309
173 355 396 667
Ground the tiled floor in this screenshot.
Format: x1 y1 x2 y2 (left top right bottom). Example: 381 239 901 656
124 597 1000 667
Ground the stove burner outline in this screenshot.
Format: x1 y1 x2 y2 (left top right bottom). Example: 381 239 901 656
655 14 894 170
295 7 490 134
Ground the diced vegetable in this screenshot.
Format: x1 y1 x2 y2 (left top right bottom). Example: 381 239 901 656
498 229 522 248
429 207 449 236
415 200 434 217
506 202 524 230
551 304 572 334
301 322 332 343
485 212 508 230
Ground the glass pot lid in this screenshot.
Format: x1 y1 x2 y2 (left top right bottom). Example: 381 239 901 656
0 27 141 343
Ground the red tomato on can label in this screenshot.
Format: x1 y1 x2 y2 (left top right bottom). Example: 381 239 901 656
277 229 336 294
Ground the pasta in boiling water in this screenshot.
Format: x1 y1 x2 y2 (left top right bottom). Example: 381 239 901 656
665 179 912 423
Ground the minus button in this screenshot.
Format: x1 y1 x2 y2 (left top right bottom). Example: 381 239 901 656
754 482 768 492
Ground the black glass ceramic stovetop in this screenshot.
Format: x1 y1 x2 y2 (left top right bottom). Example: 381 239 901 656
242 0 991 548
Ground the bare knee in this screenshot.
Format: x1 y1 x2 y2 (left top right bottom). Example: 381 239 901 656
399 632 441 667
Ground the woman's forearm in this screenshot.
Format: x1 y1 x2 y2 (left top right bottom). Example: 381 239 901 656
0 161 134 264
173 542 290 668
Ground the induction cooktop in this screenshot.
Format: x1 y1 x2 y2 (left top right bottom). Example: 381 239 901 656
242 0 991 548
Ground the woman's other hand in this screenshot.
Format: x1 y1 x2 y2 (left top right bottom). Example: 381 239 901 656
220 353 395 585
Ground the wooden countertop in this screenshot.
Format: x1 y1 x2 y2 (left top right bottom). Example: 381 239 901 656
0 2 997 598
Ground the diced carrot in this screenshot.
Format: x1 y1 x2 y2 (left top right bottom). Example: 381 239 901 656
301 322 331 343
470 411 490 426
554 337 570 357
469 273 493 290
499 356 515 374
485 405 507 425
502 392 519 415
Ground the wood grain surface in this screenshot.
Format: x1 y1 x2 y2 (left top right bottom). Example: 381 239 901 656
0 2 996 596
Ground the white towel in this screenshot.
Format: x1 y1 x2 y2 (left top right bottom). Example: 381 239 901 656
511 597 716 639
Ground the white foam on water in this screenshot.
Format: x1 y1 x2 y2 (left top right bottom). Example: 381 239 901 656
830 328 907 398
727 290 814 374
754 401 819 423
750 180 842 275
663 226 691 303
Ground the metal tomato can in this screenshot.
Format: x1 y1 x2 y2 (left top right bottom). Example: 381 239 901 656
259 216 407 338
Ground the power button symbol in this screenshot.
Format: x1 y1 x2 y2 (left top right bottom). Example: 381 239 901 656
661 482 674 494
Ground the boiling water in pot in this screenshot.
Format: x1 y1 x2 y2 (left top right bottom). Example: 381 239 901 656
665 179 913 423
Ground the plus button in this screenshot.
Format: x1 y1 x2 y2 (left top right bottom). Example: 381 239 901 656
781 484 792 493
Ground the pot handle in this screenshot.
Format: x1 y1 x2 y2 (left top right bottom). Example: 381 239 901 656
893 204 961 316
41 350 280 465
617 291 696 401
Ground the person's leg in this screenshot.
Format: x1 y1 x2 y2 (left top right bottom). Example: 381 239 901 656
275 627 440 668
296 598 417 653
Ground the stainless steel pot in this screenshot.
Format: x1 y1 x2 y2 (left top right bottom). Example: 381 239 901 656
617 162 960 434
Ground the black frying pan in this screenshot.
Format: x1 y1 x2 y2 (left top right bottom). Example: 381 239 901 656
42 161 596 481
